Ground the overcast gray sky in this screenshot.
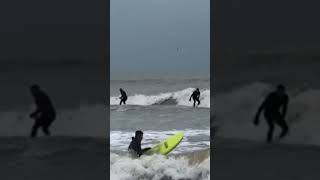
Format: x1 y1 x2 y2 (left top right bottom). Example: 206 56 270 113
0 0 107 110
111 0 210 79
212 0 320 92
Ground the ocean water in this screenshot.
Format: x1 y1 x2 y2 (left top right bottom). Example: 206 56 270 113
0 136 107 179
0 104 107 137
110 78 210 180
213 81 320 146
110 149 210 180
211 58 320 146
0 63 107 137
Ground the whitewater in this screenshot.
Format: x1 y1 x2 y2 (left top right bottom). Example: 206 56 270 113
110 150 210 180
110 88 210 108
110 78 210 180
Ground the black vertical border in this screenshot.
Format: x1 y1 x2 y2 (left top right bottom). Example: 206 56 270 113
106 0 110 178
210 0 215 177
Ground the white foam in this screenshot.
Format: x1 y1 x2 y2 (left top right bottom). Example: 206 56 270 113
110 88 210 108
110 153 210 180
111 129 210 153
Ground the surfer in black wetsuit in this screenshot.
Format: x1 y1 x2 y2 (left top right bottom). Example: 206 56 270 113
254 84 289 143
29 84 56 138
119 88 127 105
128 130 151 157
189 88 201 107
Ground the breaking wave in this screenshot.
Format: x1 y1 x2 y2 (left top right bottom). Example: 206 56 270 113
214 82 320 146
110 88 210 108
110 149 210 180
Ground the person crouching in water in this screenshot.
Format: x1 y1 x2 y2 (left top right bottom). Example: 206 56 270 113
128 130 151 157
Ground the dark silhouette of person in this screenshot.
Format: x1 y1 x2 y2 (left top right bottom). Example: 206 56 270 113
189 88 201 107
119 88 127 105
128 130 151 157
29 84 56 138
254 84 289 143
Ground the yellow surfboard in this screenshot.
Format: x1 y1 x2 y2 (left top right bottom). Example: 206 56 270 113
144 132 184 155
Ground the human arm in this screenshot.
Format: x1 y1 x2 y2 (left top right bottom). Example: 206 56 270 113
142 147 151 153
254 97 267 125
30 109 40 118
189 93 193 101
281 95 289 120
30 99 41 118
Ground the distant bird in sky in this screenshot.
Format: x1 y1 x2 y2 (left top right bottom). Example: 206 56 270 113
176 47 184 55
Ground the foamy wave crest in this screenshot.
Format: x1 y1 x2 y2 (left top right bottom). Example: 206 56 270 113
110 152 210 180
214 82 320 146
110 88 210 108
0 104 107 137
111 129 210 153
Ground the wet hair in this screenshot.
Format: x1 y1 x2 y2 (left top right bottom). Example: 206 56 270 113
196 88 199 91
30 84 40 91
277 84 285 91
135 130 143 137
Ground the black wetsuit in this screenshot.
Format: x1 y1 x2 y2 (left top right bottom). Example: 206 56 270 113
256 91 289 142
30 90 56 137
190 90 201 107
128 137 150 157
119 89 127 105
